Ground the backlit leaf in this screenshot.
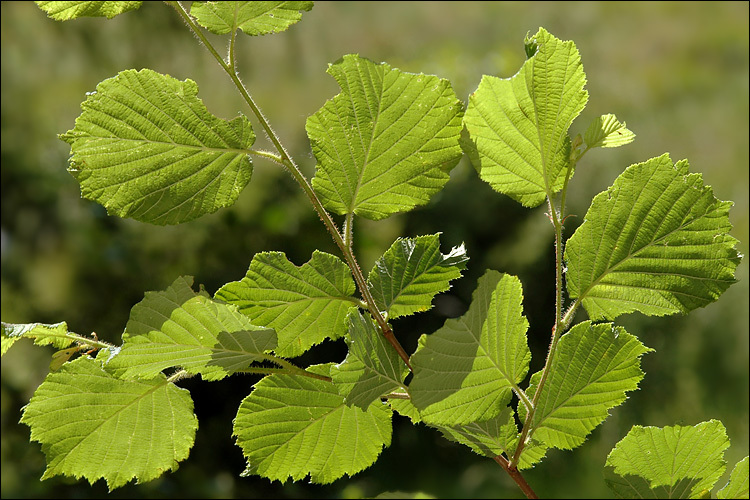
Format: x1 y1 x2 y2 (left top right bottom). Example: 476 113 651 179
234 364 392 484
583 113 635 149
109 276 276 381
20 356 197 490
36 1 141 20
215 251 357 357
308 54 463 220
191 1 313 36
368 234 468 318
717 457 749 499
409 271 530 426
60 69 255 225
605 420 730 499
565 153 740 320
526 322 651 450
2 321 75 355
462 27 588 207
331 310 408 409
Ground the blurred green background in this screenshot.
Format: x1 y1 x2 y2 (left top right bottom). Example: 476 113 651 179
1 1 747 498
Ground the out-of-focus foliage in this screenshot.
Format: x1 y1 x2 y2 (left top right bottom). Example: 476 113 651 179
2 2 747 498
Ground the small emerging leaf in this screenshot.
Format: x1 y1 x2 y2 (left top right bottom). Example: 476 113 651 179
525 321 651 451
368 234 468 318
61 69 255 225
605 420 730 499
20 356 198 490
409 271 530 426
36 1 141 20
308 54 464 220
462 27 588 207
2 321 75 356
109 276 277 381
191 1 313 36
565 153 741 320
583 113 635 149
234 364 392 484
215 251 357 357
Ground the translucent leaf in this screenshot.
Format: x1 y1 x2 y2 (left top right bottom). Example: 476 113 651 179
215 251 357 357
565 153 740 320
389 398 421 424
36 1 141 20
409 271 531 425
191 1 313 36
583 113 635 149
2 321 75 355
368 234 468 318
436 407 546 469
234 364 392 484
462 27 588 207
108 276 276 381
307 54 464 220
20 356 197 490
60 69 255 225
526 321 651 450
331 310 408 409
605 420 730 499
718 457 749 499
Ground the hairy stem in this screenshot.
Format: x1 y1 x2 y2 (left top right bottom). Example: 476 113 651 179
169 1 412 370
512 188 567 465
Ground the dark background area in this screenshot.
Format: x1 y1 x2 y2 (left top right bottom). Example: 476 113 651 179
2 2 747 498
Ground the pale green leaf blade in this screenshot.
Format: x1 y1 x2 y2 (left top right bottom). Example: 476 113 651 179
60 69 255 225
565 153 741 320
605 420 730 499
308 54 464 220
409 271 530 426
437 407 517 458
2 321 75 355
20 356 198 490
388 398 421 424
191 1 313 36
234 364 392 484
215 251 357 357
462 27 588 207
718 456 749 499
331 310 408 409
527 321 651 450
368 234 468 318
584 113 635 149
36 1 141 20
108 276 276 381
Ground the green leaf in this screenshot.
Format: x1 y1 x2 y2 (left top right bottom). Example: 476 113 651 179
368 234 468 318
409 271 530 426
20 356 197 490
525 321 651 450
462 27 588 207
215 251 357 357
718 456 749 499
583 113 635 149
389 398 421 424
307 54 464 220
331 310 408 409
2 321 75 355
436 407 547 470
108 276 276 381
565 153 740 320
234 364 392 484
36 1 141 20
605 420 730 499
60 69 255 225
191 1 313 36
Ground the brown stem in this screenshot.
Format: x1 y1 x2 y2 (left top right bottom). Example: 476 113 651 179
494 455 537 499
